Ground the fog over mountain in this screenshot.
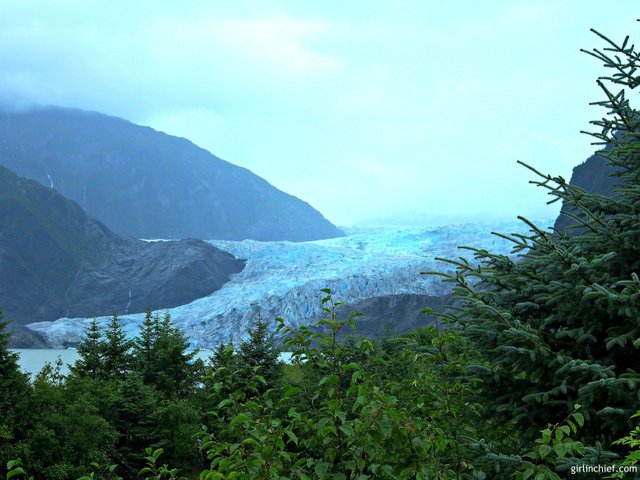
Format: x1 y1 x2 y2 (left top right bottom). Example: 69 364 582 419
2 2 638 226
0 106 343 242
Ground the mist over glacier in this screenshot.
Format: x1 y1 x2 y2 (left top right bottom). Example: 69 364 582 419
27 221 550 348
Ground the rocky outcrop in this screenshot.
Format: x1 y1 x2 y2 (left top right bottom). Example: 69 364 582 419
337 293 452 338
0 106 343 241
6 325 50 348
59 238 245 320
0 165 245 334
554 145 621 231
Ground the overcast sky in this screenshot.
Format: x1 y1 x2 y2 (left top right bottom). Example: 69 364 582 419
0 1 638 226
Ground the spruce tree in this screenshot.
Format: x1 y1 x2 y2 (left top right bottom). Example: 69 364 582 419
435 29 640 450
133 308 158 385
238 314 281 387
151 312 201 397
210 341 236 371
73 318 104 379
102 314 131 379
0 311 31 467
112 372 159 473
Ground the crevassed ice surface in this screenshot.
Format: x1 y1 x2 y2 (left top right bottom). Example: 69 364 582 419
28 221 549 348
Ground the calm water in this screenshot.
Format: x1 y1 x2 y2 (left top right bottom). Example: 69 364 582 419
12 349 294 378
12 349 213 377
12 349 80 376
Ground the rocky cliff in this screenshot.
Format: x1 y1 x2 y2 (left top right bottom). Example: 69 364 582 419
0 165 244 344
554 145 621 231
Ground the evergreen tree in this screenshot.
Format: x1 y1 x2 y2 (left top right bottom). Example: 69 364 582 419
435 29 640 450
133 308 158 385
151 312 201 398
209 341 236 371
102 314 131 379
238 314 281 387
112 372 159 475
73 318 104 379
0 311 31 468
151 400 203 472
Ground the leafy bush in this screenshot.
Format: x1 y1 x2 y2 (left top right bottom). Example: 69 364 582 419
198 290 487 479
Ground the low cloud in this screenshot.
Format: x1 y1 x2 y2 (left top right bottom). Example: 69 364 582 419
0 1 637 225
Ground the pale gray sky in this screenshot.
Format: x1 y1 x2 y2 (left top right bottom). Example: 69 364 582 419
0 1 638 226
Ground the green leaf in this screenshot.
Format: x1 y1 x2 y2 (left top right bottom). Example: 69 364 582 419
262 445 273 461
573 412 585 428
285 429 299 445
541 428 551 444
319 374 339 386
538 444 552 458
315 462 330 479
7 468 26 479
152 448 164 460
230 413 251 426
284 385 301 398
340 423 354 436
341 362 360 372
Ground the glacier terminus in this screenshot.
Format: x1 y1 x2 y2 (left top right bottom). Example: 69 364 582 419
27 221 550 348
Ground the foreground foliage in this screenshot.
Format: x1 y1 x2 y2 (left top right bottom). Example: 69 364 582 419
199 294 487 479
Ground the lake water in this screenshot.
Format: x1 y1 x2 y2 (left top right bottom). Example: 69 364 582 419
11 349 294 378
11 349 213 377
12 349 81 376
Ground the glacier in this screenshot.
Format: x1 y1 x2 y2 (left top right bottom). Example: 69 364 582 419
27 220 550 348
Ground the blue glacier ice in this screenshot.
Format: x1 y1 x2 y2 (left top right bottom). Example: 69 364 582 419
27 220 551 348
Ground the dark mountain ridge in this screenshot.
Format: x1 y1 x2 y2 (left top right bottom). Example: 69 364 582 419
0 106 343 241
554 143 621 231
0 165 244 345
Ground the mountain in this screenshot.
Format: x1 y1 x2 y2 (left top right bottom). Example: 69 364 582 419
0 165 244 345
554 145 621 231
0 106 343 241
28 221 548 348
